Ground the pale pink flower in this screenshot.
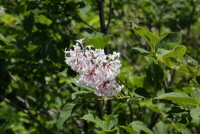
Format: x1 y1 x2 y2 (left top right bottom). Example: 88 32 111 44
65 39 123 98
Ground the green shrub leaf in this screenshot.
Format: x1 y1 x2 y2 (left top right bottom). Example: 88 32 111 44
129 121 154 134
132 27 159 52
82 114 106 130
120 126 140 134
57 103 76 129
154 121 167 134
156 31 182 49
190 107 200 124
156 92 199 106
146 62 164 89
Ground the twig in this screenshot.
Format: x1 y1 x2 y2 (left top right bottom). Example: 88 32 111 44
137 102 142 120
117 77 133 92
184 0 196 44
74 14 98 32
97 96 131 101
4 69 54 134
148 112 160 130
127 102 133 122
0 95 54 134
0 95 28 113
106 99 113 115
96 100 103 119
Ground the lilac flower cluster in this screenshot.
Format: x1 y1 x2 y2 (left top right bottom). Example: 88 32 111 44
65 39 123 98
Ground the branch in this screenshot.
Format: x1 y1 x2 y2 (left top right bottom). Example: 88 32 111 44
0 95 54 134
3 69 54 134
96 100 103 119
74 14 99 32
148 112 160 130
136 102 143 120
0 95 28 113
106 0 112 33
127 102 133 122
184 0 196 44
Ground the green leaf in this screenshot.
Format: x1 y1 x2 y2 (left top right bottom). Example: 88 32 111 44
192 88 200 102
57 101 93 129
133 76 146 87
23 15 34 33
190 78 200 88
156 44 186 72
78 2 91 16
132 48 157 63
120 126 140 134
182 87 195 94
0 35 9 45
81 114 106 130
190 107 200 124
105 104 121 129
129 121 154 134
57 103 76 129
88 36 111 49
146 62 164 89
101 129 118 134
156 44 186 60
172 123 187 132
0 45 16 52
154 121 167 134
132 27 159 52
156 31 182 49
132 47 151 55
106 116 118 130
156 92 199 106
82 30 111 49
35 14 52 26
134 88 151 99
178 54 199 74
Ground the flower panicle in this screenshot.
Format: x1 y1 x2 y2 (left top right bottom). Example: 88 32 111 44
64 39 123 98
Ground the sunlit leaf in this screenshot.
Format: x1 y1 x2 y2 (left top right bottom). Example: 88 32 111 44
156 92 199 106
154 121 167 134
82 114 106 130
101 129 118 134
120 126 140 134
88 35 111 49
132 27 159 52
156 31 182 49
105 104 121 129
129 121 154 134
190 107 200 124
57 103 76 129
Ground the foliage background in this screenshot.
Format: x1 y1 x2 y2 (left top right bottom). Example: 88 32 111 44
0 0 200 134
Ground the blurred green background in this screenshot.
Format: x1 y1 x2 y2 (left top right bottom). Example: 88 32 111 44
0 0 200 133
